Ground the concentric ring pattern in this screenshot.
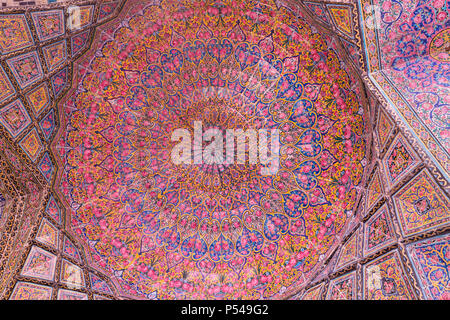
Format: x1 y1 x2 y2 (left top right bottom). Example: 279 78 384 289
59 0 366 299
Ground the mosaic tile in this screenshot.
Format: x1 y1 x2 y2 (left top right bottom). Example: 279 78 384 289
38 152 55 183
0 99 32 138
334 229 359 272
326 4 355 39
60 259 85 288
35 218 59 249
18 128 44 162
20 246 57 281
0 14 34 54
31 10 65 42
42 39 67 72
6 51 44 89
392 169 449 238
70 30 90 57
363 204 396 257
325 271 357 300
97 1 120 23
376 108 395 151
363 250 416 300
0 65 16 104
57 289 88 300
39 109 56 141
304 2 330 25
9 282 53 300
365 167 384 212
302 282 325 300
67 5 94 31
406 233 450 300
63 236 82 263
25 83 51 117
45 194 61 224
51 66 68 98
382 134 421 189
89 273 113 295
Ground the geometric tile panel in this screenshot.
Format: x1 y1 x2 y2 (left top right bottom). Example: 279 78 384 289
302 282 325 300
45 195 61 224
365 167 384 213
20 246 57 281
94 294 111 300
326 4 355 39
0 99 32 138
0 14 34 54
363 250 416 300
35 218 59 249
18 128 44 162
31 10 65 42
63 236 82 263
0 65 16 104
39 109 56 141
57 289 88 300
70 29 90 57
60 259 85 289
382 134 421 189
334 229 359 272
376 108 395 151
325 271 357 300
97 1 120 23
89 272 113 295
363 204 397 257
6 51 44 89
38 152 55 182
50 66 68 98
67 5 94 31
406 234 450 300
304 2 331 25
392 169 449 238
42 39 67 72
26 83 51 117
9 282 53 300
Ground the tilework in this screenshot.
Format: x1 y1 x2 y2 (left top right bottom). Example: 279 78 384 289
304 1 331 25
60 259 85 288
334 229 359 272
39 109 56 140
0 99 32 138
365 167 384 213
382 134 421 189
406 233 450 300
42 39 67 72
70 29 90 57
363 204 396 257
63 236 82 263
57 289 88 300
25 83 51 117
0 14 34 54
50 66 68 97
97 1 120 23
38 152 55 182
18 128 44 162
90 272 113 295
35 218 59 249
392 169 449 238
326 4 355 39
363 250 416 300
375 108 395 151
45 194 61 224
6 51 44 89
302 282 325 300
325 271 357 300
0 64 16 104
20 246 57 281
31 9 65 42
67 5 94 31
9 282 53 300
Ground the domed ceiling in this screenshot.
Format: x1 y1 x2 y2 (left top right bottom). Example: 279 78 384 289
0 0 448 301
